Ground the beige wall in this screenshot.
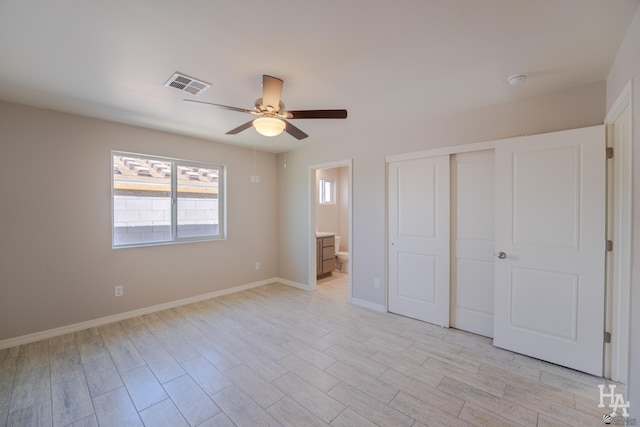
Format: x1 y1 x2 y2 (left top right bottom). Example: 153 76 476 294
278 80 606 305
607 5 640 418
0 101 278 341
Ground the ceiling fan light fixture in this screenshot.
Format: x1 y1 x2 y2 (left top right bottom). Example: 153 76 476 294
253 117 285 137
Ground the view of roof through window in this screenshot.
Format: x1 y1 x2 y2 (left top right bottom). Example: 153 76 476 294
113 156 218 194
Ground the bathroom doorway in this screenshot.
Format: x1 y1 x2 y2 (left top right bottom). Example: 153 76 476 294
308 160 352 299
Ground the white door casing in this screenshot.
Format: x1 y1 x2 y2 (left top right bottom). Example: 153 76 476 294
604 81 632 382
388 155 450 326
451 150 495 338
493 125 606 376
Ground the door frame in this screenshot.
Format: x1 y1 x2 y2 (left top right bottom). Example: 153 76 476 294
308 159 353 297
604 80 633 382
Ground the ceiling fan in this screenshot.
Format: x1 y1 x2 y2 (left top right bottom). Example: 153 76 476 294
184 75 347 140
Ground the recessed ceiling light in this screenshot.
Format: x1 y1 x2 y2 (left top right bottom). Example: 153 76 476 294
507 74 528 86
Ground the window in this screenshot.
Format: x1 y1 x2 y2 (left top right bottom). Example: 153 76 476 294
112 151 225 247
319 178 335 204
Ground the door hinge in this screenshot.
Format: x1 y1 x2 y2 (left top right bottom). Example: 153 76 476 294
606 147 614 159
605 331 612 344
607 240 613 251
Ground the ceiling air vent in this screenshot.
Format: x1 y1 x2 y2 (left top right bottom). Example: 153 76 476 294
164 72 211 96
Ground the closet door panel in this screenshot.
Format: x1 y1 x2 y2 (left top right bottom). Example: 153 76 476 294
451 150 495 338
493 125 605 376
388 156 450 326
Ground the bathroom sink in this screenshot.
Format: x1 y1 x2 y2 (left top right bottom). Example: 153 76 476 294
315 232 335 237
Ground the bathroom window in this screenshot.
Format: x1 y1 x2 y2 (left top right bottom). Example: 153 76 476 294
112 151 225 248
319 178 335 204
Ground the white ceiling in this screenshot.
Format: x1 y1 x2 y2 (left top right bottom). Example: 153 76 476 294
0 0 637 153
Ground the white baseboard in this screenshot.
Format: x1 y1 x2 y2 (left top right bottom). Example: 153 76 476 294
0 278 278 350
350 297 386 313
275 277 310 291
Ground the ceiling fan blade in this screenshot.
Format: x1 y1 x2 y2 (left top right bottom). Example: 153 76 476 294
262 75 284 111
183 99 255 114
284 120 309 140
226 120 255 135
285 109 348 119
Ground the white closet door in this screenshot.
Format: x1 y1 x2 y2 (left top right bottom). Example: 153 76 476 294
493 125 606 376
388 156 450 326
451 150 495 337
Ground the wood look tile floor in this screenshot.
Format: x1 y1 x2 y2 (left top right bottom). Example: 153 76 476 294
0 275 621 426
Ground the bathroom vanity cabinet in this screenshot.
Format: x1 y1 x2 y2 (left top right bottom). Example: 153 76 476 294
316 235 335 278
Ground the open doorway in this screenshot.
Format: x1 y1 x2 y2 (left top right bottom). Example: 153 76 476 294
308 160 352 298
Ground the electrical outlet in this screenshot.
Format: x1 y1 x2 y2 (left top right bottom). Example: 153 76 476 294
115 285 124 297
255 262 260 270
250 175 261 184
374 278 381 289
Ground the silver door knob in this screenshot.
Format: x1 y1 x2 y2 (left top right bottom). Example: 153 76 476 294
497 252 507 259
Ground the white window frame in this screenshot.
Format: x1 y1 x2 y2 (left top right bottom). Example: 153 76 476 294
112 151 226 248
319 178 335 204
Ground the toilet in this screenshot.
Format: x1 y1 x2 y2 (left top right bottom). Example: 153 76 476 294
334 235 349 272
